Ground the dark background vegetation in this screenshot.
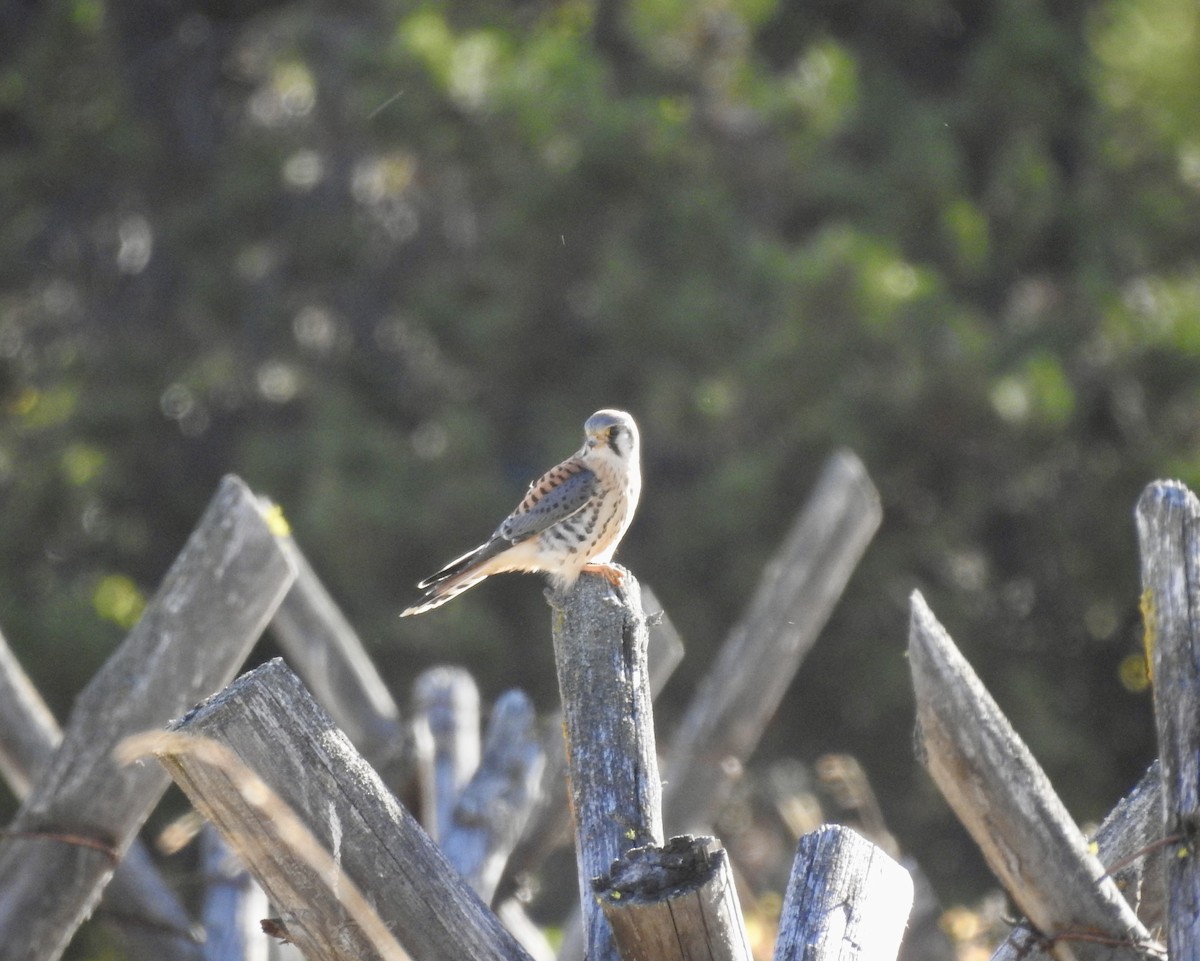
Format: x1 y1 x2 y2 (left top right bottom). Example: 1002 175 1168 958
2 0 1199 941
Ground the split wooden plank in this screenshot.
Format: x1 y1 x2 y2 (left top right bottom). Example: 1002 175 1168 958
0 475 295 961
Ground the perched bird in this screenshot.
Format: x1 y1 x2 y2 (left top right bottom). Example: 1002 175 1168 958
401 409 642 616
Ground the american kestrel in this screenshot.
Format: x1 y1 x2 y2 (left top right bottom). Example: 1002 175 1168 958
401 409 642 616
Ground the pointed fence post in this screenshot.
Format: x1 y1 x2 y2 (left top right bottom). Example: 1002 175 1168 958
991 761 1166 961
147 659 534 961
1136 480 1200 961
0 475 295 961
908 591 1152 961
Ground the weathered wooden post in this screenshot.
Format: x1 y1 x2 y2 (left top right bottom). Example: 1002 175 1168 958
991 761 1166 961
663 450 881 837
1137 480 1200 961
440 688 545 903
412 665 481 843
0 475 295 961
908 590 1151 961
595 835 752 961
498 584 684 908
143 658 535 961
550 570 664 961
772 825 911 961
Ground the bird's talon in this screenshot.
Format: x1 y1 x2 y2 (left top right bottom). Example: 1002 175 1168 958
583 563 625 587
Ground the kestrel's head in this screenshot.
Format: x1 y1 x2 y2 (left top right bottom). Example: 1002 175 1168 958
583 409 639 463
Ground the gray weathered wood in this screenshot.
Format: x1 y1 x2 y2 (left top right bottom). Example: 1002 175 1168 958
499 585 683 907
440 689 544 903
550 569 665 961
663 450 881 836
0 475 295 961
1087 763 1166 935
908 591 1151 961
0 627 61 798
992 763 1167 961
595 835 752 961
151 658 533 961
772 825 912 961
1137 480 1200 960
199 825 269 961
412 665 481 843
270 536 408 786
0 625 205 961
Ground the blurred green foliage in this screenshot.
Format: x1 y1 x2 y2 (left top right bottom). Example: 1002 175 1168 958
3 0 1200 920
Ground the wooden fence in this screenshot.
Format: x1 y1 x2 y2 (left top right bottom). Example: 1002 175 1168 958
0 464 1189 961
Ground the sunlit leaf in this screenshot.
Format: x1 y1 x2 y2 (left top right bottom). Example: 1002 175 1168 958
93 575 146 630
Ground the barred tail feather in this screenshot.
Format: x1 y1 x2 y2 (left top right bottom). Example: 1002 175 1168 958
415 543 491 590
401 538 511 616
401 567 491 616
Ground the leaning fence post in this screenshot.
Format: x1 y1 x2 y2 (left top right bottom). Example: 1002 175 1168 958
662 450 881 837
908 590 1150 961
991 761 1166 961
1137 480 1200 959
550 570 664 961
270 536 408 787
0 475 295 961
143 658 534 961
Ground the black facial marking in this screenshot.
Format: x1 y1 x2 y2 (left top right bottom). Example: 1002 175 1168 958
608 427 625 458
